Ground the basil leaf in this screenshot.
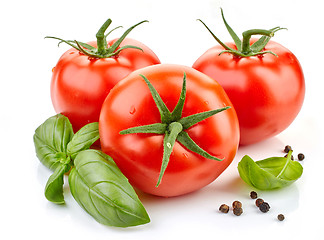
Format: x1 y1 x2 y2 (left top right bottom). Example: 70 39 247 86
67 122 99 159
45 163 70 204
238 152 303 190
33 114 74 170
69 149 150 227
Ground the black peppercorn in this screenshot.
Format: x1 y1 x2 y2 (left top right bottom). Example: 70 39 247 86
298 153 305 161
233 207 243 216
219 204 229 213
250 191 258 199
277 214 285 221
259 202 270 213
284 145 292 153
255 198 264 207
232 200 242 209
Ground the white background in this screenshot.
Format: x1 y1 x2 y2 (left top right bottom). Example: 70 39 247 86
1 0 323 239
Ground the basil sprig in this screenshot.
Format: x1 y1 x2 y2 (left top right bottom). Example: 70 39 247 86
33 114 99 204
33 114 150 227
238 151 303 190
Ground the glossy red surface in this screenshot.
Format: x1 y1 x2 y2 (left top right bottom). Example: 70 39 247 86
193 40 305 145
99 64 240 197
51 38 160 132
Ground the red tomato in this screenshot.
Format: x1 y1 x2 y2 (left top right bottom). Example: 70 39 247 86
51 38 160 132
193 40 305 145
99 64 239 197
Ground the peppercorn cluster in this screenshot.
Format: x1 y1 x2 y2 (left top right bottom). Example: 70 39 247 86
218 191 285 221
218 145 304 221
219 201 243 216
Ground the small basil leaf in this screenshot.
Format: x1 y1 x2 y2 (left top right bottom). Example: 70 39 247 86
45 163 70 204
238 153 303 190
257 154 303 181
69 149 150 227
33 114 74 170
67 122 99 159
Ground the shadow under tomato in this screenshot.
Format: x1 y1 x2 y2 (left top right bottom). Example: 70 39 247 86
210 176 248 194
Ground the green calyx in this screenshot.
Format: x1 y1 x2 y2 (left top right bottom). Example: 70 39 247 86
120 73 229 187
45 19 148 58
198 9 286 57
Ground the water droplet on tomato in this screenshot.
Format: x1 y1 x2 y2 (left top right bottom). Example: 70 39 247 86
52 67 55 72
204 101 209 106
129 106 136 114
69 51 75 55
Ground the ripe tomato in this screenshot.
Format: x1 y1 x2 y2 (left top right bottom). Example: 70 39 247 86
99 64 239 197
193 39 305 145
51 38 160 132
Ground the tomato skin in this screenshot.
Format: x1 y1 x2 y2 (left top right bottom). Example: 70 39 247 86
193 40 305 145
99 64 239 197
51 38 160 132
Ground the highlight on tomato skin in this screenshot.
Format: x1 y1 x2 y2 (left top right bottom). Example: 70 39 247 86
99 64 240 197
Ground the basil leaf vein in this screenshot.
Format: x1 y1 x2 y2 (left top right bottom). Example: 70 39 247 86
33 114 74 170
69 149 150 227
237 151 303 190
67 122 99 159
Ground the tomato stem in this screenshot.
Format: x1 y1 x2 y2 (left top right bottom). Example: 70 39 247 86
198 9 286 57
46 19 148 58
96 18 112 55
241 29 274 55
156 122 183 187
120 74 228 187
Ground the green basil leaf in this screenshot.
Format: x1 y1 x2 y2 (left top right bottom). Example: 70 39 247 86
67 122 99 159
45 163 70 204
33 114 74 170
238 152 303 190
69 149 150 227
